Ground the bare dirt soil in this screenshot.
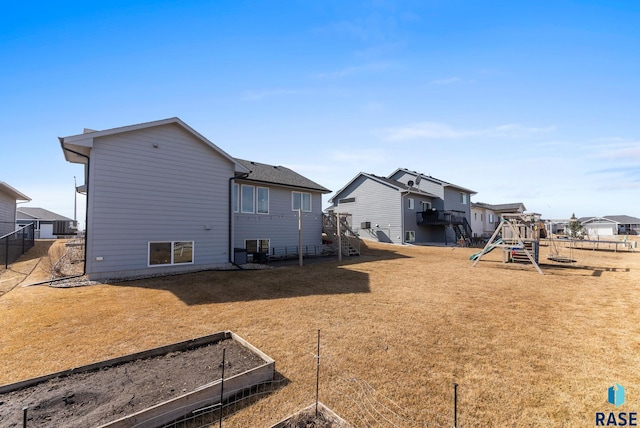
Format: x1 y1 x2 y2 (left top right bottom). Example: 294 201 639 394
0 338 264 428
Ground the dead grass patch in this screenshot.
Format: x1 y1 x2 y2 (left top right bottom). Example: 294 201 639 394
1 240 639 427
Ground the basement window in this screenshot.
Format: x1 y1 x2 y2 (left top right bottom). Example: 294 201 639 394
149 241 194 266
245 239 270 253
405 231 416 243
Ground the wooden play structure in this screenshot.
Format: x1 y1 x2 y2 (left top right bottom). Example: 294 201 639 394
471 213 545 274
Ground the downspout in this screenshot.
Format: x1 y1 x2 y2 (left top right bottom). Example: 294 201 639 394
59 138 90 276
229 173 249 266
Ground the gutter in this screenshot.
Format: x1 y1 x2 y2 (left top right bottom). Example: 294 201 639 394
229 173 249 266
59 138 90 276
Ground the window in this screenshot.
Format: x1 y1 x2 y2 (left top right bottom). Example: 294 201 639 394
407 198 414 210
292 191 311 212
233 183 239 213
460 192 467 204
474 212 477 220
257 187 269 214
241 185 255 213
420 201 431 211
149 241 193 266
339 197 355 204
405 231 415 243
245 239 270 253
235 183 269 214
489 214 495 223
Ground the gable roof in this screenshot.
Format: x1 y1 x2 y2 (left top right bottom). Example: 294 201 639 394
328 172 439 203
234 159 330 193
17 207 72 221
579 216 619 225
472 202 527 213
59 117 250 174
388 167 477 195
604 215 640 224
0 182 30 201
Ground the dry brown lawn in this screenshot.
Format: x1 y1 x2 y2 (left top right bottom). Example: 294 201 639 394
1 239 639 427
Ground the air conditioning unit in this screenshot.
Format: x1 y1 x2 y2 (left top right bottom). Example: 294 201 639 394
361 221 371 229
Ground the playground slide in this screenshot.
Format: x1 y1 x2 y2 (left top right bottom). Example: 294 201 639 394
469 239 503 260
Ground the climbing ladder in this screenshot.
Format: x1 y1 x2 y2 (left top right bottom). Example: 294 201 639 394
472 213 544 274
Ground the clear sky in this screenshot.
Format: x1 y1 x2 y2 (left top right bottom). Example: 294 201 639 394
2 0 639 227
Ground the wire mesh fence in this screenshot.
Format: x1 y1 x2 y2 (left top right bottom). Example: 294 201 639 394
0 223 34 269
157 331 466 428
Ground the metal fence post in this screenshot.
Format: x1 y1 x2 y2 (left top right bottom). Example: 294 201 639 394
454 383 458 428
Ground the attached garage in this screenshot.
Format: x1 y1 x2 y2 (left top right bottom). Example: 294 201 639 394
581 217 618 238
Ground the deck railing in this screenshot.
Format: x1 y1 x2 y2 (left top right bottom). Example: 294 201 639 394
416 209 467 226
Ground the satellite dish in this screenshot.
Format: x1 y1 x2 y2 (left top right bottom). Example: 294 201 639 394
415 175 421 185
407 180 414 187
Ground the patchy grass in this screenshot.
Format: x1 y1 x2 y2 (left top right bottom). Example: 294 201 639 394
1 240 639 427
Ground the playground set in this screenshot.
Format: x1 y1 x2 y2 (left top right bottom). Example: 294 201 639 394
471 213 547 274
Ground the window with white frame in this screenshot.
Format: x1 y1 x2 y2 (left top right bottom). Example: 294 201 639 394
241 184 255 213
407 198 414 210
235 183 269 214
149 241 193 266
245 239 270 253
257 187 269 214
292 191 311 212
233 183 239 213
489 214 495 223
460 192 467 204
405 231 415 243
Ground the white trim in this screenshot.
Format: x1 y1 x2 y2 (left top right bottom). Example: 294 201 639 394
257 186 269 214
292 191 312 212
241 184 255 213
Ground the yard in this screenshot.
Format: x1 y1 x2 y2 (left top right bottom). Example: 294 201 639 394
1 240 639 427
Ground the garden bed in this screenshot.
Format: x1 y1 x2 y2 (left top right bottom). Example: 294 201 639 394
0 331 274 428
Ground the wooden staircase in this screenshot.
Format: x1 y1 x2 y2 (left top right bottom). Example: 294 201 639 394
322 213 360 256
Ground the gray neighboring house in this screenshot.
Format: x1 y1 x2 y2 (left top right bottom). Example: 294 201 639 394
0 182 30 237
328 169 476 245
16 207 76 239
60 117 330 280
232 159 330 260
603 215 640 235
471 202 527 238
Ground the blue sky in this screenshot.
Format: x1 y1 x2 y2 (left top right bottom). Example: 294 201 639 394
2 0 639 226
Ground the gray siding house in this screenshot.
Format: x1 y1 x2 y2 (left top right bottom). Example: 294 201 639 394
17 207 76 239
232 159 330 260
0 182 30 237
60 117 329 281
328 169 475 245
